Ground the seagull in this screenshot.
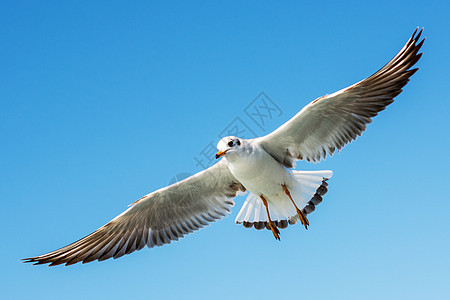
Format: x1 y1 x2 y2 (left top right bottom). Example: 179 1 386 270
24 28 424 266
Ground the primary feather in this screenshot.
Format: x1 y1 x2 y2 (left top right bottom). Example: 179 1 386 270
259 28 424 167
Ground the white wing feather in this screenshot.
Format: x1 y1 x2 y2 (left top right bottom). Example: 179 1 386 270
24 161 245 266
257 29 424 167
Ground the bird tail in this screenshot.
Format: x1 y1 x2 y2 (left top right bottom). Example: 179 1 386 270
235 170 332 230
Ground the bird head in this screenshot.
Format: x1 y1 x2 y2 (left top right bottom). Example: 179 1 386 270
216 136 242 159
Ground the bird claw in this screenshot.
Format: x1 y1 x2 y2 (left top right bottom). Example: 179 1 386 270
298 210 309 230
268 221 281 240
283 184 310 230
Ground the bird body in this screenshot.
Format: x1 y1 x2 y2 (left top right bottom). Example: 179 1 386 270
220 138 290 199
24 28 424 266
218 136 331 231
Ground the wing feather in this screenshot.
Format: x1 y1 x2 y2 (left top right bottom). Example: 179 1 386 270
23 161 245 266
258 28 424 166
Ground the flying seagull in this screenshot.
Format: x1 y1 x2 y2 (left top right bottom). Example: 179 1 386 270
24 28 424 266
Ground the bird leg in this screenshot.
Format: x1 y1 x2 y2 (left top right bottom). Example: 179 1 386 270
260 195 280 240
282 184 309 229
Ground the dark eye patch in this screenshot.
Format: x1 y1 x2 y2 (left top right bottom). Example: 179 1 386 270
228 141 234 147
237 140 241 146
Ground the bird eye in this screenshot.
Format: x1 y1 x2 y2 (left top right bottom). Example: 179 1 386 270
236 140 241 146
228 141 234 147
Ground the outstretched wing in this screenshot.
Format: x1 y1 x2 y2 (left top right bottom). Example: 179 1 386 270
24 161 245 266
257 28 424 167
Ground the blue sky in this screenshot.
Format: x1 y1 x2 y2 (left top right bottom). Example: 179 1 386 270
2 1 450 299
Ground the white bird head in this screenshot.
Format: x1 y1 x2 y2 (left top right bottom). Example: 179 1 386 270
216 136 243 159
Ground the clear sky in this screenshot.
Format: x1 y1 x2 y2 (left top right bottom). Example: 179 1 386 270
1 1 449 299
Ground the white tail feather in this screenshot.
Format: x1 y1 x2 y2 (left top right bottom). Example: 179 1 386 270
235 170 332 225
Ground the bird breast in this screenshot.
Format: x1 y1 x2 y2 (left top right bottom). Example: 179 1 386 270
225 146 290 198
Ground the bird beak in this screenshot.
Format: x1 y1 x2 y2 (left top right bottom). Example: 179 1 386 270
215 150 228 159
